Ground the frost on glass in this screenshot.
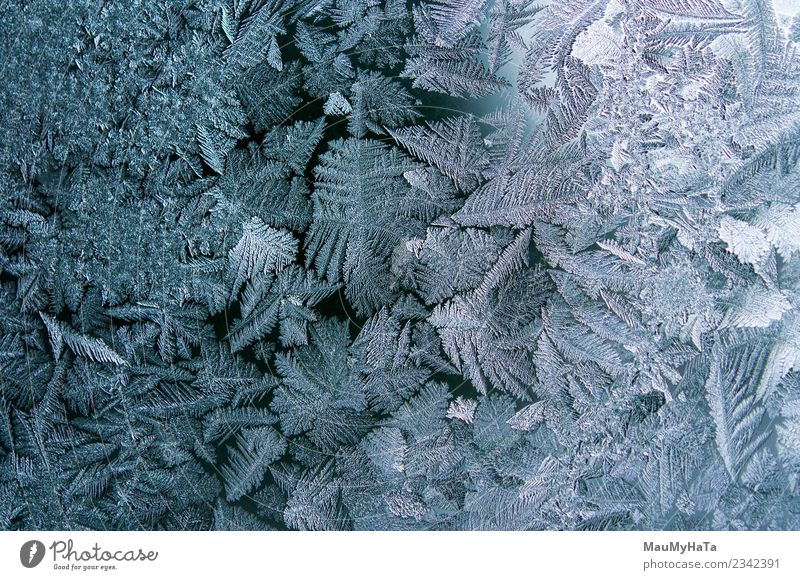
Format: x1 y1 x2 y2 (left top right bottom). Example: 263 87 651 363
0 0 799 530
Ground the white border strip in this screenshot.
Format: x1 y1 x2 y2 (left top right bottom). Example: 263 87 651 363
2 531 799 579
